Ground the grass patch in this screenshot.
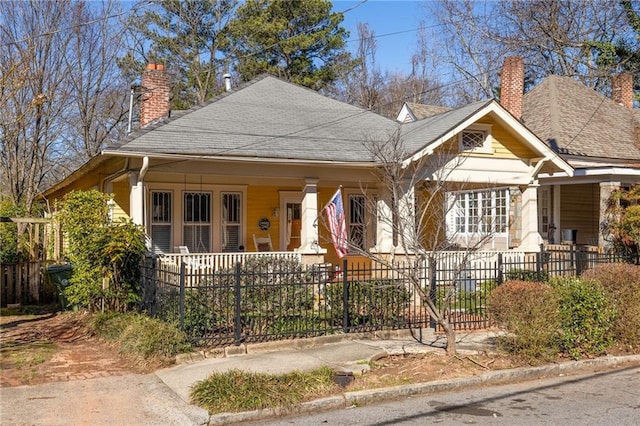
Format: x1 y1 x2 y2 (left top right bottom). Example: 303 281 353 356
190 367 338 414
87 312 191 370
2 341 56 369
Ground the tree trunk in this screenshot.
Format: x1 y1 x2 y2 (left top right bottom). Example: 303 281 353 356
439 318 457 355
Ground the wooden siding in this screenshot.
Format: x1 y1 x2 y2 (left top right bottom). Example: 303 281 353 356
436 116 537 161
111 181 130 221
487 120 536 159
45 158 128 202
560 183 600 245
247 186 287 252
416 186 446 248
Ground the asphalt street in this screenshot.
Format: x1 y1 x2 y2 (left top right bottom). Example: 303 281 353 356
249 364 640 425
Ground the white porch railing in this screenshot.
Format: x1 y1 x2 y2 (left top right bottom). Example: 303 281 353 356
158 251 303 274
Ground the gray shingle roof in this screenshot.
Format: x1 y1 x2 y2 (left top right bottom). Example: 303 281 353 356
522 75 640 161
400 100 493 156
405 102 452 120
107 75 399 163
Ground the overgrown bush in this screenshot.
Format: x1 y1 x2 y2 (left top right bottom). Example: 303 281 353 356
551 276 616 359
504 268 549 282
57 190 146 312
488 280 561 361
581 263 640 349
0 199 27 263
88 312 190 369
602 186 640 260
325 279 411 327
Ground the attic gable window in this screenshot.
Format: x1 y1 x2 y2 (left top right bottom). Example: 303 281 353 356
459 124 492 153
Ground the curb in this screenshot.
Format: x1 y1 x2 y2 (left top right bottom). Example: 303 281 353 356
206 354 640 425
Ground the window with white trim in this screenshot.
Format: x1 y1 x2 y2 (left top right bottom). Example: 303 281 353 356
183 191 211 252
349 194 366 250
459 124 492 153
448 188 509 235
151 191 172 254
221 192 242 252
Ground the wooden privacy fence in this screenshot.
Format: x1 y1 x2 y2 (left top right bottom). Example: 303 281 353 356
1 261 57 307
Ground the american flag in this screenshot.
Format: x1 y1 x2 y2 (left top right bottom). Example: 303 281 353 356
325 189 348 258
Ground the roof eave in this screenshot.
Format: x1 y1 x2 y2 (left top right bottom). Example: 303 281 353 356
102 150 377 167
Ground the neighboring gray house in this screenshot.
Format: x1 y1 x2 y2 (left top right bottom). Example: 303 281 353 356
522 71 640 246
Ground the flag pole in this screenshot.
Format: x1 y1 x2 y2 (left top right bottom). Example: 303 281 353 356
320 185 343 214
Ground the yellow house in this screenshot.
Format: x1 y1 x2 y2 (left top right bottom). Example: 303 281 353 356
44 64 572 266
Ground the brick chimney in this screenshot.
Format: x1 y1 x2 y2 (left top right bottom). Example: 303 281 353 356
500 56 525 120
140 63 170 128
612 72 634 109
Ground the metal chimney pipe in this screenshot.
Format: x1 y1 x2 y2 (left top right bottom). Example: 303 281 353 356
223 74 232 92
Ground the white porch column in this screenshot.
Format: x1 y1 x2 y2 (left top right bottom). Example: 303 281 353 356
599 182 620 248
552 184 561 244
129 172 144 226
299 179 326 255
375 185 394 253
396 181 416 252
520 183 542 251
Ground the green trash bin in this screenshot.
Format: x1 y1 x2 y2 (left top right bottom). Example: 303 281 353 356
46 264 73 309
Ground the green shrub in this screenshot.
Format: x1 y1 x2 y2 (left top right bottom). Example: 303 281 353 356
488 280 561 361
57 190 146 312
158 257 323 342
325 279 411 327
581 263 640 349
438 280 497 315
88 312 190 365
0 199 27 263
504 268 549 282
551 276 616 359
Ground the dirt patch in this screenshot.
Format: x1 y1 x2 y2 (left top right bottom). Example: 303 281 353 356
347 351 527 391
0 311 141 387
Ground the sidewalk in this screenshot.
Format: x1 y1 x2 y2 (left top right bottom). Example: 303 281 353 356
155 329 499 403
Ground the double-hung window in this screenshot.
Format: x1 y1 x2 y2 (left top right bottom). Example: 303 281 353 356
449 188 509 236
151 191 172 254
183 191 211 252
221 192 242 252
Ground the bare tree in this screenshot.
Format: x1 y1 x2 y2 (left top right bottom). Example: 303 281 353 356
0 0 130 211
64 0 130 162
342 129 499 354
429 0 507 103
327 21 445 118
429 0 630 101
0 0 73 212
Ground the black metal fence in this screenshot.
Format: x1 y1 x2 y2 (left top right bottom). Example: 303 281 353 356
140 256 429 346
140 246 633 347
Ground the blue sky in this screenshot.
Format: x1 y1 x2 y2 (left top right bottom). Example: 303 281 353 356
332 1 431 74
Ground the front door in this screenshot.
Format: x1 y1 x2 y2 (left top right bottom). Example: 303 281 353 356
538 187 554 243
286 203 301 251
